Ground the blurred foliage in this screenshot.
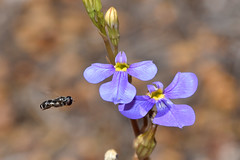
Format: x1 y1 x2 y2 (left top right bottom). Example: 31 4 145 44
0 0 240 160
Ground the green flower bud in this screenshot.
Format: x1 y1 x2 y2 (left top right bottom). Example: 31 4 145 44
82 0 95 19
134 125 157 160
93 0 102 12
105 7 120 47
82 0 102 19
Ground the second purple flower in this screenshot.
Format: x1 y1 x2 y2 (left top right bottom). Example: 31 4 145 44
84 51 157 104
118 72 198 128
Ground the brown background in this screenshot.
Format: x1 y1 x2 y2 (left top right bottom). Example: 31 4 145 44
0 0 240 160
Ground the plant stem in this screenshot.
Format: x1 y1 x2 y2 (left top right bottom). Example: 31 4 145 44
114 45 118 56
130 119 140 137
99 30 115 65
141 116 148 133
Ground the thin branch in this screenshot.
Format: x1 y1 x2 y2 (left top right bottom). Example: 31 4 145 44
114 45 118 56
99 31 115 65
141 116 149 133
130 119 140 137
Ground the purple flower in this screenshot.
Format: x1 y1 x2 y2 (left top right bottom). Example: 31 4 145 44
84 51 157 104
118 72 198 128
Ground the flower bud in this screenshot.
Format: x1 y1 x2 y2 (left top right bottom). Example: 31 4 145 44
105 7 118 29
134 125 157 159
105 7 120 47
104 149 118 160
93 0 102 12
83 0 102 19
82 0 95 19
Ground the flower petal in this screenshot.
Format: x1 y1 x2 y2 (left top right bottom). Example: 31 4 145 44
164 72 198 99
115 51 127 63
83 63 114 84
152 81 164 90
153 99 195 128
119 96 155 119
128 61 157 81
147 85 156 93
99 72 136 104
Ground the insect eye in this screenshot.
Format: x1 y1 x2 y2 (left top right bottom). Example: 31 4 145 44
67 96 73 105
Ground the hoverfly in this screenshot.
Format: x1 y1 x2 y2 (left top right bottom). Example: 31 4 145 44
40 96 73 110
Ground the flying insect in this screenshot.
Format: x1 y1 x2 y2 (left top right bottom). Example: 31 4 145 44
40 96 73 110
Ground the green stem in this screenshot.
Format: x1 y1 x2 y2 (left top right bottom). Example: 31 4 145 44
90 17 99 28
99 30 115 65
147 124 158 139
114 45 118 56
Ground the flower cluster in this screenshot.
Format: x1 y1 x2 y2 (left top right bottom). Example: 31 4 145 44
82 2 198 159
84 51 198 128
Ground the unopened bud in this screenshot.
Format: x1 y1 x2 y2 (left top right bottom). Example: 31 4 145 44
105 7 118 29
93 0 102 12
104 149 118 160
105 7 120 47
134 125 157 160
82 0 94 18
83 0 102 19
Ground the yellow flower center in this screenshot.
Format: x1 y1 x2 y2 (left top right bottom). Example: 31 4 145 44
147 89 165 101
114 63 129 72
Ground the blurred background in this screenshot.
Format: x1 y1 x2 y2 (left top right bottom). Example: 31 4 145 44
0 0 240 159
